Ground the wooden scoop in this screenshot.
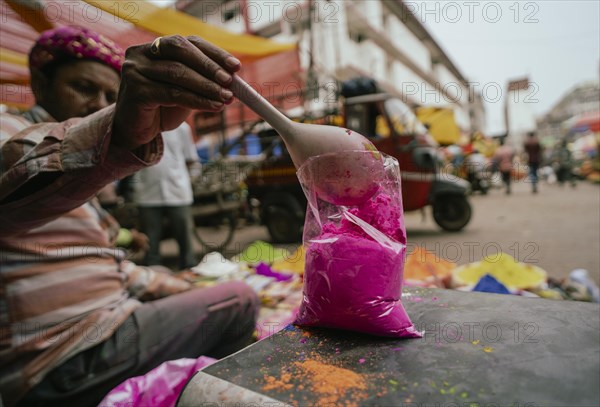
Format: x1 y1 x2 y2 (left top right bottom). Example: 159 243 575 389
230 75 384 206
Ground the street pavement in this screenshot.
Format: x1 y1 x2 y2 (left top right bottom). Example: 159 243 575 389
161 177 599 284
402 179 600 285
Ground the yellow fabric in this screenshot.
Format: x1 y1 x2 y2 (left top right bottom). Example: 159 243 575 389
416 107 460 145
84 0 295 59
375 115 390 138
0 47 28 67
472 138 497 158
271 245 306 274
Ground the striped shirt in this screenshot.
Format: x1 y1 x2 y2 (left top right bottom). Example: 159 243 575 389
0 105 166 404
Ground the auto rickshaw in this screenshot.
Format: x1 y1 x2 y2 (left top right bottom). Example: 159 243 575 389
342 86 472 231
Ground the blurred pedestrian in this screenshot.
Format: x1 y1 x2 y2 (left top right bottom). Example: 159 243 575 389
493 138 515 194
523 131 542 193
554 139 576 187
464 149 489 194
133 122 200 270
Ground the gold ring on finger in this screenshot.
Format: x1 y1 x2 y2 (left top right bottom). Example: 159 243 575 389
150 37 162 56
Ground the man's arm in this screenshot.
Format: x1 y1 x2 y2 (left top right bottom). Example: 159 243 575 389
0 35 240 238
0 106 162 237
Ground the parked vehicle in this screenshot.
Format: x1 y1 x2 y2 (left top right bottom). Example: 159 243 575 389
463 150 491 194
105 156 261 253
190 155 264 251
240 128 306 243
343 90 472 232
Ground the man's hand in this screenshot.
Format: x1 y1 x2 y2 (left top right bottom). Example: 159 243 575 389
129 229 150 253
112 35 240 150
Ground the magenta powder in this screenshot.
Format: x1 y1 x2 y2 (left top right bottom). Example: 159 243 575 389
295 194 421 338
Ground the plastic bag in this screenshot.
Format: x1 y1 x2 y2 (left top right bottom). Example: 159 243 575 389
98 356 216 407
294 151 421 338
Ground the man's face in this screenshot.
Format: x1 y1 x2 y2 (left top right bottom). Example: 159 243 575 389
39 60 120 121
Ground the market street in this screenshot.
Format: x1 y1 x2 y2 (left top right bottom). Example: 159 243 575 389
402 179 600 285
160 178 600 285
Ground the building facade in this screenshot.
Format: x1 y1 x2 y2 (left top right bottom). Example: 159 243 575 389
537 81 600 143
177 0 485 135
504 77 537 152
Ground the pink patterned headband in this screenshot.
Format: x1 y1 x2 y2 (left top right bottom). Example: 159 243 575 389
29 26 125 73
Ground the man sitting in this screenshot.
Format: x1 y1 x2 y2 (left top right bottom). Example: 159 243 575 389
0 27 257 407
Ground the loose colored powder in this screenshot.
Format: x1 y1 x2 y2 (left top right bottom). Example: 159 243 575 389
294 359 367 406
262 372 293 391
262 357 369 406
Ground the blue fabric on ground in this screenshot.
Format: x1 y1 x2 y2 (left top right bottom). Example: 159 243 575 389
473 274 511 294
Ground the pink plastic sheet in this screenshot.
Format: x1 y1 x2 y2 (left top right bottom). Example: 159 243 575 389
98 356 216 407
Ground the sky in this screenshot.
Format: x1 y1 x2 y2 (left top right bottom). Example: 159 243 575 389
416 0 600 134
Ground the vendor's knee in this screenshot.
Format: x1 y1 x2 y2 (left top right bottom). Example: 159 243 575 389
228 281 260 315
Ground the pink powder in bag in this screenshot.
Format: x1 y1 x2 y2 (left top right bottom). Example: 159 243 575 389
295 193 421 338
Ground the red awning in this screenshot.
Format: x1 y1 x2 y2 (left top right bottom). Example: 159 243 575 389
572 111 600 133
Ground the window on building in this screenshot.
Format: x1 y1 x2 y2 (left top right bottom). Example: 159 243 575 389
221 1 240 22
223 8 238 21
349 31 366 43
289 19 310 35
256 21 283 38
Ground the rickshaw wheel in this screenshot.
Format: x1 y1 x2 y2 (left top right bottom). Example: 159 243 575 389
432 195 472 232
265 204 303 243
193 211 237 252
